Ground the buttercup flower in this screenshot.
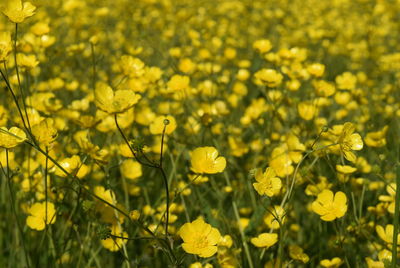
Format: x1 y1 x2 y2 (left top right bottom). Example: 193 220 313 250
0 127 26 149
190 146 226 174
54 155 83 178
264 205 286 229
364 126 388 148
312 190 347 221
101 225 128 252
0 32 12 61
320 257 343 268
253 167 282 197
179 218 221 258
289 245 309 263
338 122 363 162
120 159 142 180
298 101 317 121
26 202 56 231
250 233 278 248
94 83 141 114
149 115 177 135
254 68 283 87
31 118 58 147
376 224 400 244
1 0 36 23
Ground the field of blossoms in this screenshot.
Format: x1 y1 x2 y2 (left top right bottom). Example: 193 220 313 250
1 0 400 267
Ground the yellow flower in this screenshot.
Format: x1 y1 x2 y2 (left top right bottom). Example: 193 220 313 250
167 74 190 91
365 257 384 268
288 245 309 263
376 224 400 244
335 72 357 90
336 165 357 174
311 190 347 221
190 146 226 174
178 218 221 258
149 115 177 135
0 126 26 149
54 155 82 177
253 39 272 54
31 118 58 147
94 83 141 114
364 126 388 148
250 233 278 248
254 68 283 87
17 54 39 69
0 32 12 61
307 63 325 77
378 183 396 214
338 122 363 163
269 146 293 177
263 205 286 229
253 167 282 197
298 101 317 121
1 0 36 23
120 159 142 180
119 55 145 77
101 225 128 252
320 257 343 268
26 202 56 231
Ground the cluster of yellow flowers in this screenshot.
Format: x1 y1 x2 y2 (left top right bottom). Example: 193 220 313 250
0 0 400 267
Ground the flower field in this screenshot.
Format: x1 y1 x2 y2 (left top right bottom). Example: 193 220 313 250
1 0 400 267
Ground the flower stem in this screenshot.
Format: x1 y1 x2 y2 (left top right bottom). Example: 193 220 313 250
391 162 400 267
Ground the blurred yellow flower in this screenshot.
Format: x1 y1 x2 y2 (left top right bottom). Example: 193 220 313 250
320 257 343 268
149 115 177 135
17 54 39 69
253 167 282 197
298 101 317 121
167 74 190 91
311 190 347 221
307 63 325 77
1 0 36 23
336 165 357 174
26 202 56 231
264 205 286 229
378 183 396 214
31 118 58 147
190 146 226 174
54 155 82 177
0 127 26 149
250 233 278 248
254 69 283 87
289 245 309 263
120 159 142 180
101 225 128 252
376 224 400 244
364 126 388 148
178 218 221 258
94 83 141 114
335 72 356 90
0 32 12 61
253 39 272 54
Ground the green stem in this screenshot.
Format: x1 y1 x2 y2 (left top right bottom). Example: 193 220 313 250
13 23 32 132
4 149 31 268
223 172 254 268
392 163 400 267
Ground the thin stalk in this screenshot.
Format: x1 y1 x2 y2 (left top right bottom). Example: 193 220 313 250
223 172 254 268
4 150 31 268
391 163 400 267
13 23 32 132
90 42 96 91
0 68 29 132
